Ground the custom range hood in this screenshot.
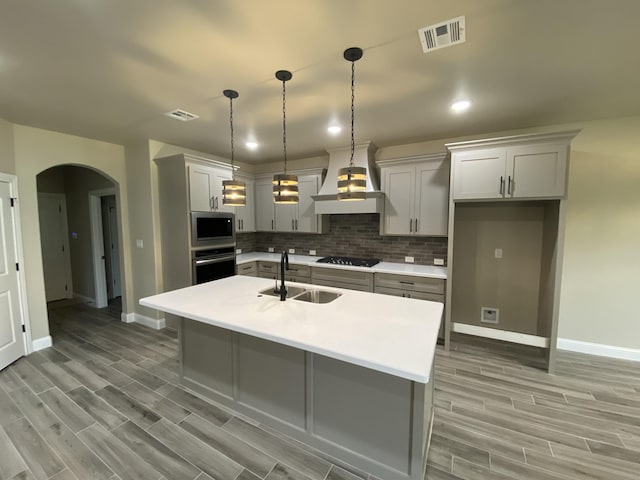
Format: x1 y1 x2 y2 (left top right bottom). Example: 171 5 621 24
312 142 384 214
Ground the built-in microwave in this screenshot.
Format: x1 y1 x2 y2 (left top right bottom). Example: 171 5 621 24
191 212 235 248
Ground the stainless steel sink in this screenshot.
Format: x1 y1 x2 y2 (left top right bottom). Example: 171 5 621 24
258 286 307 298
292 289 342 304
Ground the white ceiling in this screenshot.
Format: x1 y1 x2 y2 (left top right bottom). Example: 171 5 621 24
1 0 639 163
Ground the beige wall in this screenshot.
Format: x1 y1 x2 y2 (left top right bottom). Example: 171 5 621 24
13 125 131 341
557 117 640 349
0 118 15 173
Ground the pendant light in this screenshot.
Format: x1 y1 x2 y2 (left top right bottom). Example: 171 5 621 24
222 89 246 207
338 47 366 201
273 70 299 204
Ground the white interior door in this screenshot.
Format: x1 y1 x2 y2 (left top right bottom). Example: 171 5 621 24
0 180 25 370
38 193 72 302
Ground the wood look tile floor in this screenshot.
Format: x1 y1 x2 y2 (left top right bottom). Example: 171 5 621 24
1 301 639 480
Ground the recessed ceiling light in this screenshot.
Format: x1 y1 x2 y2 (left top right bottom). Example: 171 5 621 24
327 125 342 135
451 100 471 112
245 141 258 150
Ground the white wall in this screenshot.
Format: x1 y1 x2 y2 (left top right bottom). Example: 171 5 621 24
0 118 15 173
557 117 640 350
13 125 131 340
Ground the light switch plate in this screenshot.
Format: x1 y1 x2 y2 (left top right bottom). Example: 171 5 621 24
136 239 143 249
434 258 445 266
236 248 242 254
309 249 316 256
268 247 274 253
288 248 295 254
405 256 414 263
495 248 503 259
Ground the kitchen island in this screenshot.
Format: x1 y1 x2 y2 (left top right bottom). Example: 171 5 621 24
141 275 443 480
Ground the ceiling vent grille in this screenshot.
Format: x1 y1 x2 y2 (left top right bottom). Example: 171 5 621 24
164 109 199 122
418 16 466 53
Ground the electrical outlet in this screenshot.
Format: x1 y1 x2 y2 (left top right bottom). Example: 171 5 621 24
494 248 503 259
309 249 316 256
236 248 242 255
288 248 295 254
268 247 274 253
405 256 414 263
136 239 143 249
433 258 445 266
481 307 499 324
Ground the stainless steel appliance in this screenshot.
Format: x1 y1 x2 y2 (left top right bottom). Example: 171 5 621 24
191 211 235 248
316 256 380 267
192 246 236 284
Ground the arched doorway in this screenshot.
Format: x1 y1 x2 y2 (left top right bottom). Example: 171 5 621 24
36 165 125 320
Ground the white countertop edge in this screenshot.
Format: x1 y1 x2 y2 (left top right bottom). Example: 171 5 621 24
236 252 447 279
139 296 430 383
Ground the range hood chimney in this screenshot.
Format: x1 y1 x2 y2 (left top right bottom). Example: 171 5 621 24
313 142 383 214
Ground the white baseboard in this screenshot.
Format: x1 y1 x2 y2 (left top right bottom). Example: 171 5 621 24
452 322 550 348
32 336 52 352
557 338 640 362
131 313 166 330
73 293 95 305
121 312 135 324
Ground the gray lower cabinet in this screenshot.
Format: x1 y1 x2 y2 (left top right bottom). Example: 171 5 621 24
180 318 432 480
311 266 374 292
374 273 446 338
236 261 257 277
257 261 278 280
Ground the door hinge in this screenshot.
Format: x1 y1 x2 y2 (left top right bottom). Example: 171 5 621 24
59 205 62 213
22 325 26 333
10 197 16 207
65 284 68 291
16 263 19 271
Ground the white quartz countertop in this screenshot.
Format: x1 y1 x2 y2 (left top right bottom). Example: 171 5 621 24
140 275 443 383
236 252 447 279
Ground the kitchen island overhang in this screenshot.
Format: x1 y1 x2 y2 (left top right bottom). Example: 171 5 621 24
141 275 443 480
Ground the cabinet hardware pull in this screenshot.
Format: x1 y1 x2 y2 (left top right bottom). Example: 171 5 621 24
210 197 214 210
414 218 418 232
508 176 512 195
241 219 243 230
295 219 298 230
409 219 413 233
271 219 274 230
399 281 414 285
499 176 504 195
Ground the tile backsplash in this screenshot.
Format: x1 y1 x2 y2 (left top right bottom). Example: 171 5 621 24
237 213 447 266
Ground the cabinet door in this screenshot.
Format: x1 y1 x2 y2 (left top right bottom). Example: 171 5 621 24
296 175 319 233
211 168 235 213
415 163 449 236
507 144 567 198
275 203 296 232
382 165 414 235
188 165 213 211
255 181 275 231
452 149 507 200
235 180 255 232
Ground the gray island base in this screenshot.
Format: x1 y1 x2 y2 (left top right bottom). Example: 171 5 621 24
140 276 442 480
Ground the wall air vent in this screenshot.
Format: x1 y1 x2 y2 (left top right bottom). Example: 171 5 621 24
164 109 199 122
418 16 466 53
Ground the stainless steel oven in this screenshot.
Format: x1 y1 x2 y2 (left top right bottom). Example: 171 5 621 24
191 211 235 248
192 246 236 285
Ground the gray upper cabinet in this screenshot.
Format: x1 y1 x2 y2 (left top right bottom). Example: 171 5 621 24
450 133 576 201
188 163 234 213
379 153 449 236
257 173 324 233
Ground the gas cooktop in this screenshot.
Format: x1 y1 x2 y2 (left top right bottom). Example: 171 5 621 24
316 256 381 268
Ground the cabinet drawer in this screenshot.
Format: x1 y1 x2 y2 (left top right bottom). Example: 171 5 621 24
374 285 444 302
236 262 257 276
258 261 278 274
311 267 374 291
286 274 311 284
286 264 310 276
375 273 444 295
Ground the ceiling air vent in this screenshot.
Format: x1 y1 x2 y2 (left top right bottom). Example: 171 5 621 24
164 109 199 122
418 15 466 53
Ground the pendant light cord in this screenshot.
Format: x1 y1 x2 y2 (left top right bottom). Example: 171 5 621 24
282 78 288 174
229 95 235 180
350 58 355 168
